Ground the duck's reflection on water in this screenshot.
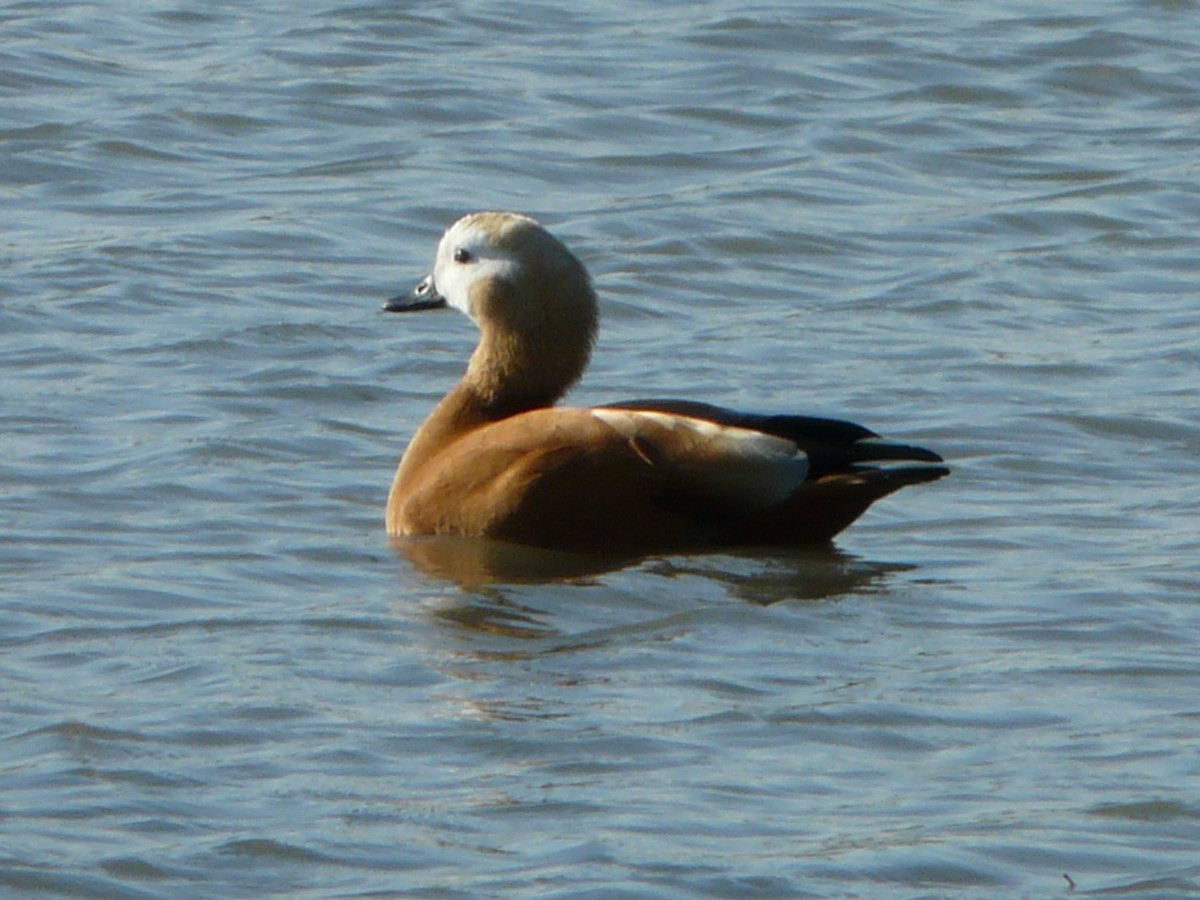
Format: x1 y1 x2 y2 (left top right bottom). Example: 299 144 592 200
639 549 915 607
393 534 641 588
394 534 914 630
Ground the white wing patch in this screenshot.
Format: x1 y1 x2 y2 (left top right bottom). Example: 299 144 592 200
592 408 809 512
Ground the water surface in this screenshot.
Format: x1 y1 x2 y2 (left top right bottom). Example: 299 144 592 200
4 1 1200 896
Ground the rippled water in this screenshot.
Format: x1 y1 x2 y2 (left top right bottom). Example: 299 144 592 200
5 0 1200 896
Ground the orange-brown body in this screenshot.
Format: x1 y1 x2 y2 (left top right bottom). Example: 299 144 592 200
385 212 947 554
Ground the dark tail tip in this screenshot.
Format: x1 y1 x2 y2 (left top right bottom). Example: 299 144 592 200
853 437 945 465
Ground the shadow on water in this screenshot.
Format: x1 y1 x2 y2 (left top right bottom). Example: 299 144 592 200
393 534 912 596
635 549 916 607
393 535 916 644
393 534 644 588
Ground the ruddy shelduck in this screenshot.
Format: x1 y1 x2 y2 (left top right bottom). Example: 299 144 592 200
384 212 947 552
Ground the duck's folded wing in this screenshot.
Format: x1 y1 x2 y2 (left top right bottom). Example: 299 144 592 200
589 408 810 516
603 398 943 478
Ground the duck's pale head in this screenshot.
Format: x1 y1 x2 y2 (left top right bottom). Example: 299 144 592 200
386 212 599 406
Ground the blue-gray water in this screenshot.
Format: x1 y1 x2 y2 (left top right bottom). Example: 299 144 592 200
5 1 1200 896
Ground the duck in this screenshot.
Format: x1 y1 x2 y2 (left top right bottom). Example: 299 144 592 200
383 212 947 553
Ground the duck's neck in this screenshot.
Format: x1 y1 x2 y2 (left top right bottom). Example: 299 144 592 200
389 332 582 503
464 327 585 413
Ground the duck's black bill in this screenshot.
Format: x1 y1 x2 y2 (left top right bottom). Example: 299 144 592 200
383 275 446 312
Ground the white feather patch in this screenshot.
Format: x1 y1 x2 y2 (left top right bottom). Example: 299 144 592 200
592 409 809 511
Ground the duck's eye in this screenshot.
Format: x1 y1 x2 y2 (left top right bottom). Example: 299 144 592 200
453 248 472 264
